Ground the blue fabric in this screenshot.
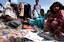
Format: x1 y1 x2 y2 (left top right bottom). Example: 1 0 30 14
28 16 44 29
28 19 35 26
36 16 44 29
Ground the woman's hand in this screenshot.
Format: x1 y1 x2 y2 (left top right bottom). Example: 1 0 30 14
52 21 58 24
51 20 58 26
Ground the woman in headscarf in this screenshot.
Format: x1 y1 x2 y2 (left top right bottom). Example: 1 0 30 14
46 2 64 40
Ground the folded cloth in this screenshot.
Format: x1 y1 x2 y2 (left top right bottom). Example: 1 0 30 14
24 30 44 42
0 36 8 42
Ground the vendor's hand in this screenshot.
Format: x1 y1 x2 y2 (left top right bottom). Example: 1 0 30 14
52 21 58 25
51 21 58 27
